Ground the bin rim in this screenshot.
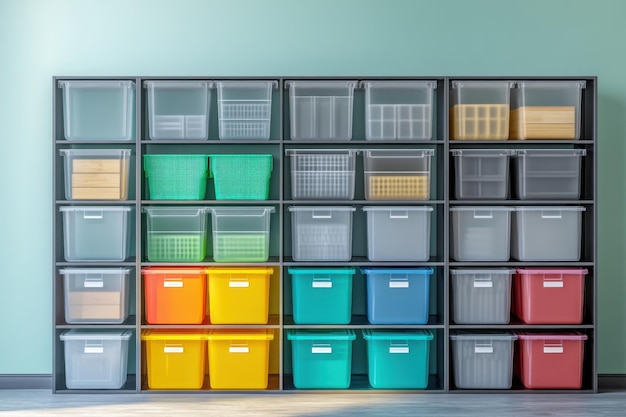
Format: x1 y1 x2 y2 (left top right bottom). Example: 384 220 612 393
207 329 274 341
362 329 433 341
287 329 356 341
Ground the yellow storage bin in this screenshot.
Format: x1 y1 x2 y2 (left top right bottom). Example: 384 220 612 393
206 329 274 389
142 330 207 390
207 267 273 324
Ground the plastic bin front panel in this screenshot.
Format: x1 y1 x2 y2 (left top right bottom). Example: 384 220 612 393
210 154 273 200
452 149 513 200
143 268 207 324
144 207 209 262
144 154 209 200
287 149 356 200
217 81 275 140
450 207 513 261
451 269 514 324
289 207 355 261
209 207 274 262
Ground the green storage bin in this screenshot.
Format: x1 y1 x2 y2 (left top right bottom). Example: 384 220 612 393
288 268 355 324
287 330 355 389
210 154 273 200
362 329 433 389
144 154 209 200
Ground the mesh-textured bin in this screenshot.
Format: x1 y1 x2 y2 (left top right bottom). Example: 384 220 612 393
144 154 209 200
286 149 356 200
217 81 276 140
209 154 273 200
144 207 209 262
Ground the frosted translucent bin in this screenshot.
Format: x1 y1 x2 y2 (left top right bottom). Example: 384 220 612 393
452 149 514 199
512 206 585 261
363 81 436 140
288 81 357 140
145 81 212 140
59 80 135 141
217 81 276 140
450 206 513 261
450 268 514 324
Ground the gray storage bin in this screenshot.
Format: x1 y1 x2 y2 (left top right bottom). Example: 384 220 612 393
450 206 513 261
450 332 517 389
452 149 514 200
450 268 514 324
512 206 585 261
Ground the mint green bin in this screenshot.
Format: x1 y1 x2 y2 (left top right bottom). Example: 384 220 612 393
363 329 433 389
144 154 209 200
210 154 273 200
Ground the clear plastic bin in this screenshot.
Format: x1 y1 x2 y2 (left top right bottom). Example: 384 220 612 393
61 268 131 324
59 80 135 141
289 206 355 261
511 81 586 140
286 149 356 200
288 81 357 140
450 268 514 324
450 206 513 261
60 329 132 389
513 149 586 200
452 149 514 199
143 154 209 200
450 81 513 140
144 207 209 262
145 81 212 140
363 206 433 261
217 81 276 140
363 81 436 140
363 149 434 200
209 154 273 200
512 206 585 261
208 207 275 262
60 206 133 262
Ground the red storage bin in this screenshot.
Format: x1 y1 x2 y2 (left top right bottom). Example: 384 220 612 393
513 268 587 324
517 333 587 389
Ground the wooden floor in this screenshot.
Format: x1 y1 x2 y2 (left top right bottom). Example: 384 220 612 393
0 390 625 416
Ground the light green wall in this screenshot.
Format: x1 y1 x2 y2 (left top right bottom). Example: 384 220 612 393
1 0 624 374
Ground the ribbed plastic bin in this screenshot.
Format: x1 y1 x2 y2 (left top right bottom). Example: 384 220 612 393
144 207 209 262
513 149 586 200
363 81 436 140
286 149 357 200
289 206 355 261
217 81 276 140
363 149 434 200
288 81 357 140
512 206 585 261
209 154 273 200
288 268 355 324
450 332 517 389
450 268 514 324
60 206 133 262
143 154 209 200
59 80 135 141
363 206 433 261
60 330 132 389
362 329 433 389
452 149 514 199
61 268 131 324
450 206 513 261
287 330 356 389
145 81 212 140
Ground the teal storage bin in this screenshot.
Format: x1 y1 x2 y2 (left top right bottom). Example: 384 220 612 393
288 268 355 324
209 154 273 200
144 154 209 200
287 330 356 389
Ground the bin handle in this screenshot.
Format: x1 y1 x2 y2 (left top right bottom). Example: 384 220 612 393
164 343 184 353
390 210 409 219
473 211 493 219
229 278 250 288
474 342 493 354
84 277 104 288
163 277 183 288
229 343 249 353
83 210 103 220
84 341 104 354
541 211 562 219
312 211 332 219
543 342 564 354
389 341 410 354
312 343 332 354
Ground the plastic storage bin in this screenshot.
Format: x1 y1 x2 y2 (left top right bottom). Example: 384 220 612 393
289 206 355 261
208 207 275 262
286 149 357 200
61 268 131 324
217 81 276 140
450 268 514 324
59 80 135 141
510 81 586 140
513 268 587 324
60 149 131 200
450 332 517 389
512 206 585 261
144 207 209 262
452 149 514 199
60 329 132 389
207 267 273 324
363 206 433 261
145 81 211 140
60 206 133 262
363 149 434 200
142 330 207 390
513 149 586 200
143 154 209 200
363 81 436 140
142 267 207 324
287 330 356 389
450 206 513 261
362 267 433 324
288 268 355 324
450 81 513 140
209 154 273 200
517 333 588 389
288 81 357 140
362 329 433 389
206 330 274 389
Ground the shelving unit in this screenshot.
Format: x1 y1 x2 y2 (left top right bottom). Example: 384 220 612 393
52 76 596 394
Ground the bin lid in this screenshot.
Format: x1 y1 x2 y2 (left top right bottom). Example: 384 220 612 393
288 267 356 275
207 329 274 341
60 268 131 276
287 329 356 341
206 267 274 275
143 206 209 216
516 80 586 89
59 206 133 212
286 80 357 89
450 331 517 341
451 81 514 89
515 268 588 275
515 149 586 157
450 268 515 275
450 206 514 212
208 206 275 215
363 149 434 158
285 149 357 156
362 206 433 213
215 80 278 89
59 149 131 158
142 267 207 275
362 329 433 341
450 149 515 157
144 80 212 89
288 206 355 212
141 330 208 341
360 267 434 275
361 80 436 90
59 80 134 89
61 329 133 341
517 332 588 341
513 206 586 212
